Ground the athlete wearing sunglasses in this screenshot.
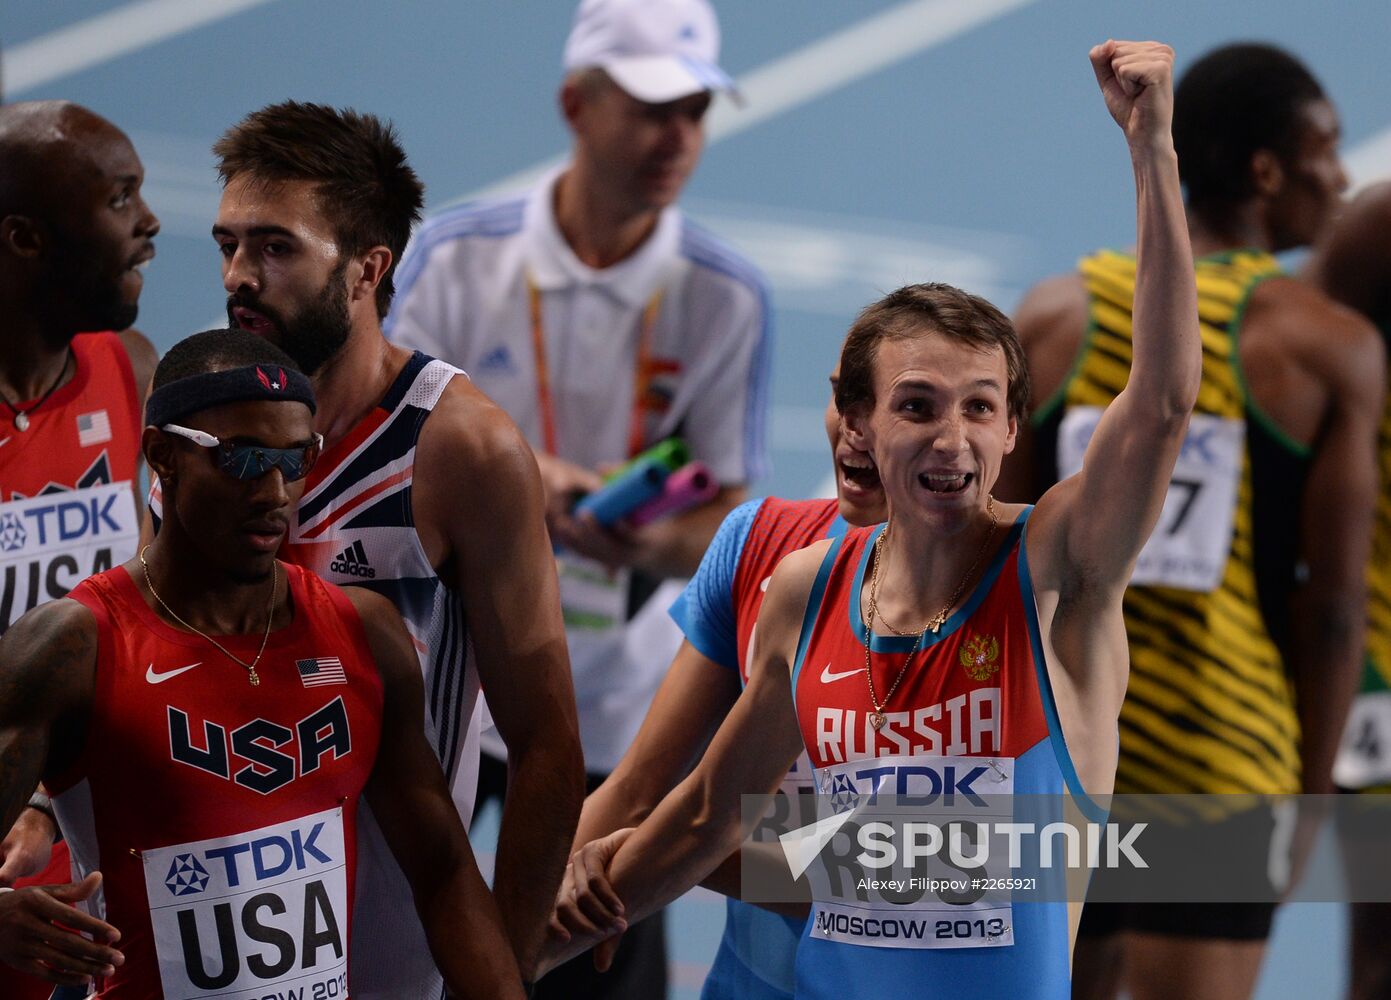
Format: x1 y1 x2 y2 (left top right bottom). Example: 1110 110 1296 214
160 423 323 482
0 329 525 996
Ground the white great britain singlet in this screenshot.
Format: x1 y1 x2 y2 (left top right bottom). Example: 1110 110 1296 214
282 353 480 1000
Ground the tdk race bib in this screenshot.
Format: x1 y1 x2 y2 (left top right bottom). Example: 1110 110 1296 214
0 482 138 629
1335 692 1391 789
1058 408 1243 592
141 807 349 1000
808 753 1016 951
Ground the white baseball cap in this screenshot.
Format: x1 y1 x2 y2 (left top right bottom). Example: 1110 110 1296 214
563 0 741 105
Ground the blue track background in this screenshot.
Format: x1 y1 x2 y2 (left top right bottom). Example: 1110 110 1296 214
8 2 1387 994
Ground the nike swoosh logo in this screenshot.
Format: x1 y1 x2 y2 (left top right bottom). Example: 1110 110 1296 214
820 664 863 684
146 661 204 684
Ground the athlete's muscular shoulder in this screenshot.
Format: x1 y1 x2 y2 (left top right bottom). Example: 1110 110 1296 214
410 374 543 569
117 327 158 401
339 586 417 693
755 540 832 679
1013 272 1090 404
0 599 98 819
1240 276 1385 446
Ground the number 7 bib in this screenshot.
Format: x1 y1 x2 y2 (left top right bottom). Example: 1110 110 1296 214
1058 407 1244 592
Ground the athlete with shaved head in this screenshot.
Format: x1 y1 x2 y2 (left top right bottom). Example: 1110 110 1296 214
0 100 159 1000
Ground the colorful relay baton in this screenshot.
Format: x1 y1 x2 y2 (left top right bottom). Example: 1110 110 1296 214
602 437 691 483
626 462 718 527
571 457 669 526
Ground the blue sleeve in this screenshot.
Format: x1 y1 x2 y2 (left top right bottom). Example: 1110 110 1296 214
668 499 764 670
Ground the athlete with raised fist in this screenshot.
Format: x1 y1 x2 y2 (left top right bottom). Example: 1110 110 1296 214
543 40 1198 999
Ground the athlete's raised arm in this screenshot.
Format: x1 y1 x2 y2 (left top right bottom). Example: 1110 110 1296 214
413 380 585 980
1031 41 1200 588
348 587 526 1000
541 542 819 975
0 600 124 986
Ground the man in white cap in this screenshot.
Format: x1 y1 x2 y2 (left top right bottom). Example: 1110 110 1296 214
386 0 770 993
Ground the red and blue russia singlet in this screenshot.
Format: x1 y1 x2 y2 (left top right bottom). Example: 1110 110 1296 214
789 510 1096 999
670 497 848 1000
0 332 143 1000
50 563 383 999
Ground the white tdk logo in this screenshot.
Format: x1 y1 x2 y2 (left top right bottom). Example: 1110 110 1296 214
329 540 375 579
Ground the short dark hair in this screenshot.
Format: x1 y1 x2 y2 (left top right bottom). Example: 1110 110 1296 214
154 328 303 389
835 283 1030 422
1174 43 1326 207
213 101 425 319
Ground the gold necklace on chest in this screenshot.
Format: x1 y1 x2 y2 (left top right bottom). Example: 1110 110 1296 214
140 546 278 686
861 496 998 731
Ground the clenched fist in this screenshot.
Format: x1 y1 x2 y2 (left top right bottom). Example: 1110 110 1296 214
1091 39 1176 149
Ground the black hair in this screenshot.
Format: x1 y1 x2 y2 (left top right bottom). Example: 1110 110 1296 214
1173 43 1326 206
153 329 303 390
213 101 424 319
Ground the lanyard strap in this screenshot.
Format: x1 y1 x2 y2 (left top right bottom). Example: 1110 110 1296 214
527 277 663 459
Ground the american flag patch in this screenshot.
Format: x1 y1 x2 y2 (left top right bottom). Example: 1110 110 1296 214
296 657 346 688
77 410 111 447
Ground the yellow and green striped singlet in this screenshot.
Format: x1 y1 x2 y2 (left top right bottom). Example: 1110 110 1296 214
1034 249 1307 795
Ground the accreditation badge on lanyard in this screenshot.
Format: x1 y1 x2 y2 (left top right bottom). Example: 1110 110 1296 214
528 278 663 649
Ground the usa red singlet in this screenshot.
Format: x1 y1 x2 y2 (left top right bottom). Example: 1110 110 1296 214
0 332 142 1000
51 563 383 999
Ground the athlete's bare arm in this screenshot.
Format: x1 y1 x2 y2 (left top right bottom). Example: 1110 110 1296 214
1249 263 1388 801
348 587 525 1000
1300 183 1391 791
541 543 820 975
1278 295 1383 794
0 600 126 986
116 328 158 404
575 641 741 847
1017 43 1198 798
411 378 584 979
994 275 1090 504
1031 41 1198 587
567 640 744 944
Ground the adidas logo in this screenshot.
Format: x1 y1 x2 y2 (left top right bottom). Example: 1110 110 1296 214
329 539 376 579
478 345 515 374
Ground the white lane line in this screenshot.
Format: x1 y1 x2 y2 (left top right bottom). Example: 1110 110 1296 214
3 0 282 96
455 0 1037 204
702 0 1035 144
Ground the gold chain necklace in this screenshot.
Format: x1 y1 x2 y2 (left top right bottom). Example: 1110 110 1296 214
139 546 278 686
873 494 998 635
862 496 999 731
